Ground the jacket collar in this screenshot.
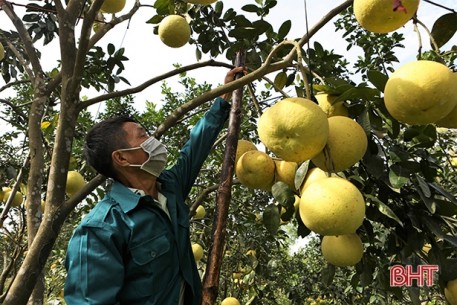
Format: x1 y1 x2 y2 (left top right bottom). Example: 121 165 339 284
108 180 142 213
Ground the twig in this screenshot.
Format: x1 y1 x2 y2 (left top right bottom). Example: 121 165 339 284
261 75 290 98
423 0 456 13
413 17 440 53
246 83 263 116
0 153 29 229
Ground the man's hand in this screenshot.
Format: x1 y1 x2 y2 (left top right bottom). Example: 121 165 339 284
220 66 246 101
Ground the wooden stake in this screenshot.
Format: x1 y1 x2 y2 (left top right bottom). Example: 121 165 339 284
201 51 246 305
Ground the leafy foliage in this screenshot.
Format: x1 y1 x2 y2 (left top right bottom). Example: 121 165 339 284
0 1 456 305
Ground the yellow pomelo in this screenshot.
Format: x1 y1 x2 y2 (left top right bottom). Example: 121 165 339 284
158 15 191 48
0 42 5 61
452 157 457 168
221 297 241 305
445 279 457 305
66 171 86 197
246 249 256 257
311 116 368 173
236 150 275 191
194 205 206 219
321 234 363 267
315 93 348 117
274 160 298 189
235 139 257 165
232 272 242 280
354 0 420 33
257 97 329 162
2 187 23 207
384 60 457 125
299 177 365 236
422 243 431 254
186 0 217 4
436 104 457 128
100 0 126 14
192 243 204 261
299 167 333 195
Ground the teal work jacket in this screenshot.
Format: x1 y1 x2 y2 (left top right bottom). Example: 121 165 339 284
64 98 231 305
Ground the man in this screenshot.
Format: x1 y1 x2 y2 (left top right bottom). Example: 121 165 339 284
64 67 245 305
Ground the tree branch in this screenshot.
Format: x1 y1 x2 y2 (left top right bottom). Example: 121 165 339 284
0 79 30 93
1 1 44 81
77 59 233 112
72 0 105 90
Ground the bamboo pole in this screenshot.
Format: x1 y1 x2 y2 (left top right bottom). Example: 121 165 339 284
201 51 246 305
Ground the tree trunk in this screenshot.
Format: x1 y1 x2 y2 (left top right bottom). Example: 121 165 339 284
26 86 48 305
201 51 246 305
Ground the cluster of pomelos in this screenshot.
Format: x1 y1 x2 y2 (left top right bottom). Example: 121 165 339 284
0 170 86 212
235 95 368 267
353 0 457 128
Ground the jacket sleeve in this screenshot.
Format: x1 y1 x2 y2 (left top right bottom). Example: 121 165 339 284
164 97 231 198
64 223 124 305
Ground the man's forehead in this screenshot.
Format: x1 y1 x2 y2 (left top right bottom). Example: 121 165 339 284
122 122 145 133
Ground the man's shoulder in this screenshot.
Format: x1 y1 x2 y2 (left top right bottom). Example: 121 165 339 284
80 197 121 228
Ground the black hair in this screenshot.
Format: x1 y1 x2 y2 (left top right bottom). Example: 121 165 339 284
84 116 138 180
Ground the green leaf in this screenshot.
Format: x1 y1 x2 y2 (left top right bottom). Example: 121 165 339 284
107 43 115 55
435 199 457 217
271 181 295 208
367 70 388 92
273 71 287 90
295 86 306 98
403 125 437 148
277 20 291 40
262 204 280 235
415 174 431 197
228 27 258 40
389 164 410 189
153 0 172 15
252 20 273 35
362 153 385 179
429 183 457 205
358 108 371 136
406 287 421 305
214 1 223 14
430 13 457 48
233 15 252 27
241 4 259 13
294 161 310 191
366 195 403 226
146 15 162 24
321 264 335 286
333 86 379 104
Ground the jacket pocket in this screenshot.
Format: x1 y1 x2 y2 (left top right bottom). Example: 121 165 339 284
130 233 171 266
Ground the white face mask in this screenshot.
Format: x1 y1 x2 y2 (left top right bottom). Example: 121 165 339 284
117 136 167 177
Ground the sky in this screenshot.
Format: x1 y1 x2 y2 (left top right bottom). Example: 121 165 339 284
1 0 456 116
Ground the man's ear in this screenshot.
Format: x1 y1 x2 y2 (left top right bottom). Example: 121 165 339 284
112 150 130 167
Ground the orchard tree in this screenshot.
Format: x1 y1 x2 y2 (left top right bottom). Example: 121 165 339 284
0 0 456 305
